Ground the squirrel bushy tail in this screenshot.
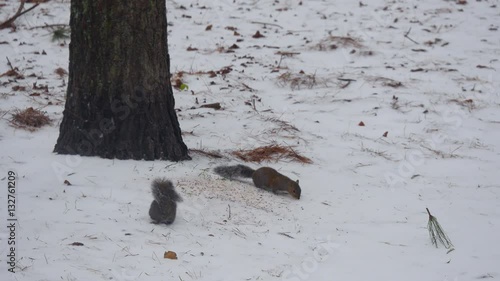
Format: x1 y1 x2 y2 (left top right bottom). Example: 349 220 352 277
213 164 255 179
149 178 182 225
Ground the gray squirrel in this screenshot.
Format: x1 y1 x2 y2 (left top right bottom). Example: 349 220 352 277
149 178 182 224
214 165 301 199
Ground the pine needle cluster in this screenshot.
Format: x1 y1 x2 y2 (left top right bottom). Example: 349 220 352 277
426 208 454 249
51 26 70 42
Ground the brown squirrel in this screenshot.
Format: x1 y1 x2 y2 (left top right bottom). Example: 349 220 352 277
214 165 301 199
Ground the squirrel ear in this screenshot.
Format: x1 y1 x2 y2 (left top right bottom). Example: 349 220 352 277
296 180 299 184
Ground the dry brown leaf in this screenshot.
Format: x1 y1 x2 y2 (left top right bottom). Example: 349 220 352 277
252 31 265 38
164 251 178 260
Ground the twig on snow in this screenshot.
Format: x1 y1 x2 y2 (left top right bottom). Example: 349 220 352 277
404 28 419 44
251 21 283 29
0 0 40 30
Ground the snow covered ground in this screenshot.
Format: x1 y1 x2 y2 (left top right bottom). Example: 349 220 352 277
1 0 499 280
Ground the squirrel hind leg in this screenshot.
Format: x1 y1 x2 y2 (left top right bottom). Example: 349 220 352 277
149 201 161 223
162 219 174 225
149 200 177 224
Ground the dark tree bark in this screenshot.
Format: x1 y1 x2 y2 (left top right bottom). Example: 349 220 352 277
54 0 190 161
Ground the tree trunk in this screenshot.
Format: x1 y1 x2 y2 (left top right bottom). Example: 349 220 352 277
54 0 189 161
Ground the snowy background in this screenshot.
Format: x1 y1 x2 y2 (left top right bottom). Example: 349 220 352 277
1 0 499 280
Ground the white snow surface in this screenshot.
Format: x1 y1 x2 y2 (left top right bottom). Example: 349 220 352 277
1 0 500 280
